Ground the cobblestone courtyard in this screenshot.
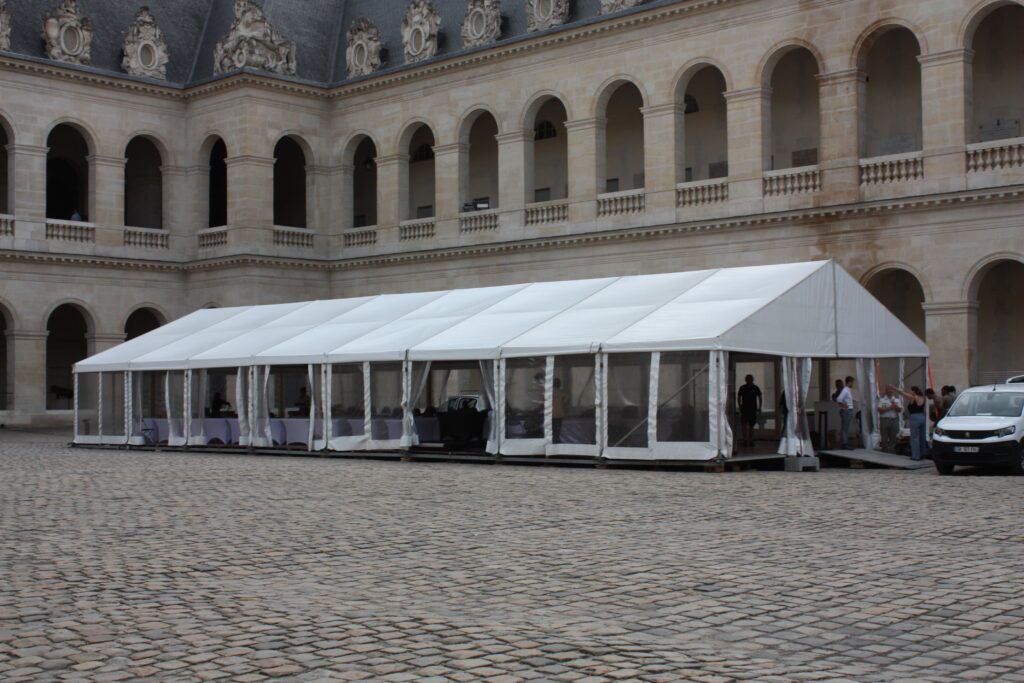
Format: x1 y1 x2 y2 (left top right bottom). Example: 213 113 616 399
1 430 1023 682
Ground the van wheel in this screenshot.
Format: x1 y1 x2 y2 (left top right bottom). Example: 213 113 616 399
935 461 955 475
1010 448 1024 476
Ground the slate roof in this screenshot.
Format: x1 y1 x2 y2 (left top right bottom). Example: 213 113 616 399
3 0 686 87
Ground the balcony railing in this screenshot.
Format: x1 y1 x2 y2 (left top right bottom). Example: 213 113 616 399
763 166 821 197
344 226 377 247
272 225 314 248
525 199 569 226
597 188 645 217
399 217 435 241
676 179 728 207
859 152 923 185
0 213 13 236
124 226 169 249
197 226 228 249
46 219 95 243
460 209 499 233
966 136 1024 173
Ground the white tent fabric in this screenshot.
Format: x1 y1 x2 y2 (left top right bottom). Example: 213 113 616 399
75 261 928 372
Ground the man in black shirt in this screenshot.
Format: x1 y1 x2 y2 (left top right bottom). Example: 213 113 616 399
737 374 762 448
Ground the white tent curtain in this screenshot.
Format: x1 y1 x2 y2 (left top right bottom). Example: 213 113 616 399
709 351 732 458
479 360 499 453
307 363 317 450
797 357 814 457
778 357 797 456
402 361 432 447
868 359 880 449
237 366 250 446
129 371 144 445
166 371 187 446
777 357 814 456
855 358 880 451
646 352 660 454
188 369 207 446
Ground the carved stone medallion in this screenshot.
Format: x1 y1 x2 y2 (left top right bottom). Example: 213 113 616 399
42 0 93 65
122 7 169 80
600 0 644 14
401 0 441 64
213 0 297 75
346 17 383 78
0 2 10 52
526 0 570 32
461 0 501 48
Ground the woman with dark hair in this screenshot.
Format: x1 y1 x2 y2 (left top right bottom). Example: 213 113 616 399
898 386 927 461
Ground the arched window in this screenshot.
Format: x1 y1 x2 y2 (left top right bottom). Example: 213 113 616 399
860 27 922 157
125 308 163 340
0 122 10 215
463 112 499 210
208 138 227 228
46 124 90 221
0 306 9 410
601 82 645 192
352 137 378 228
273 136 307 228
528 99 568 203
970 5 1024 143
46 304 89 410
406 125 436 219
534 120 557 141
866 268 926 385
767 49 820 170
679 66 728 182
124 137 163 229
975 260 1024 384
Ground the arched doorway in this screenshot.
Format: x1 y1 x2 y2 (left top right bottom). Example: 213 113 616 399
0 306 9 410
859 27 922 157
866 268 927 386
406 124 436 219
975 260 1024 384
208 138 227 228
46 124 90 221
351 137 377 227
969 4 1024 143
767 48 820 170
46 304 90 410
527 97 568 203
601 82 645 192
679 65 728 182
273 136 307 228
0 121 10 215
124 137 163 229
125 308 163 340
462 111 499 210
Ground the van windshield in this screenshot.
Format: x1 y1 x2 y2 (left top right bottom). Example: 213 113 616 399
946 392 1024 418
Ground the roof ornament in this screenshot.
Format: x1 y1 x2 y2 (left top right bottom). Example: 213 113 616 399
213 0 297 76
0 2 10 52
461 0 502 48
401 0 441 64
42 0 93 65
346 17 383 77
122 7 169 80
526 0 570 32
600 0 645 14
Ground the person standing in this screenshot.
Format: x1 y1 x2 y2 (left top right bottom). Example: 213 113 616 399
877 384 902 453
835 376 855 450
898 386 927 461
737 374 762 448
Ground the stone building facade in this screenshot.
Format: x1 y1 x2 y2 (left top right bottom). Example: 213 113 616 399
0 0 1022 425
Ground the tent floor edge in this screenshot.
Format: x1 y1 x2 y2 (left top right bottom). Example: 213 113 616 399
784 456 820 472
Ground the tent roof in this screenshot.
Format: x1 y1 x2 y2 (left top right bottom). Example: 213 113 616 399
75 261 929 372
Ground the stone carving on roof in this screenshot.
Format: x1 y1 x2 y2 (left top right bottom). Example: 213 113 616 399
401 0 441 64
0 2 10 53
461 0 502 48
213 0 297 76
121 7 169 80
346 17 383 78
600 0 645 14
526 0 571 32
42 0 93 65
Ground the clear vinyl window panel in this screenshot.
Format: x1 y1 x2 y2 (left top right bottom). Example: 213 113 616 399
607 353 650 449
505 357 545 440
553 354 596 445
657 351 710 443
413 361 488 447
330 363 365 437
370 362 403 440
77 373 99 436
100 372 126 437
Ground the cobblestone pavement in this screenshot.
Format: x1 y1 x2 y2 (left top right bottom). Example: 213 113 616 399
2 430 1023 682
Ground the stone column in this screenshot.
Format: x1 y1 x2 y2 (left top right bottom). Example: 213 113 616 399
9 144 48 238
432 143 464 225
306 164 335 233
816 69 863 203
723 87 768 204
564 118 603 223
225 154 275 249
641 103 681 220
7 330 48 417
919 49 971 191
87 155 126 247
335 163 355 231
496 130 529 231
923 301 975 390
159 165 190 247
374 154 407 228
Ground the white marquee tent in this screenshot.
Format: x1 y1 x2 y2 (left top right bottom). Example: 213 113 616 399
73 260 928 460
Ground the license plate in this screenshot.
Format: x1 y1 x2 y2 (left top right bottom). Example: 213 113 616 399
954 446 980 453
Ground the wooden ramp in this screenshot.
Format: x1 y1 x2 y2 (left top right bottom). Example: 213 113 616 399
819 448 933 470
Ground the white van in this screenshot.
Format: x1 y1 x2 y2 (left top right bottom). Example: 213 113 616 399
932 384 1024 475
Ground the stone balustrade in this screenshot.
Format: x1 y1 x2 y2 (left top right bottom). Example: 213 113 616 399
525 199 569 225
859 152 924 185
399 218 435 241
763 166 821 197
46 219 95 243
272 225 314 248
0 213 13 236
676 179 729 207
344 227 378 247
966 137 1024 173
459 209 499 233
597 189 645 217
123 226 169 249
197 226 228 249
